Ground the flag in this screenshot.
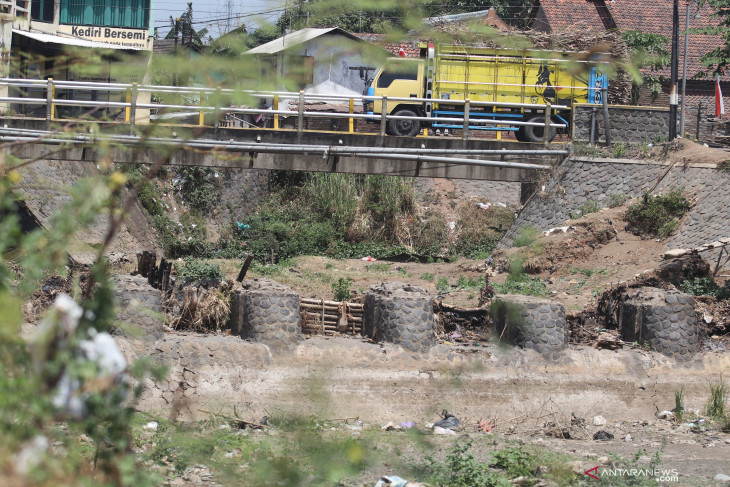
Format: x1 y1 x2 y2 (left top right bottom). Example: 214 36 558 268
398 46 406 57
716 75 725 117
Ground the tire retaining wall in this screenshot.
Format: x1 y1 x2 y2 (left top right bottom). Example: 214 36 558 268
363 282 435 353
113 275 164 341
233 278 302 351
619 287 700 360
491 294 567 356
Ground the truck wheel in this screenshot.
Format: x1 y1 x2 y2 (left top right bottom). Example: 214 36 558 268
389 109 421 137
515 126 527 142
524 115 557 143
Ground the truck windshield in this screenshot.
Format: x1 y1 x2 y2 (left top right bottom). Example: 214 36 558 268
376 61 419 88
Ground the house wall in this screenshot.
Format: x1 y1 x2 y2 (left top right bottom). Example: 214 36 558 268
281 33 380 99
638 81 730 141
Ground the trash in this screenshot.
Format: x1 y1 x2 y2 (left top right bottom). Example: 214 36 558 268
477 202 491 210
543 226 574 236
477 419 495 432
374 476 409 487
144 421 159 431
399 421 415 429
450 332 462 340
433 426 456 435
624 433 632 442
592 415 607 426
593 333 623 350
12 435 49 475
362 256 377 261
656 410 675 421
381 422 403 431
593 430 614 441
714 473 730 483
433 410 461 429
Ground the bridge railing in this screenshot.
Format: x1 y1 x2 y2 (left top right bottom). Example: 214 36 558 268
0 77 580 146
0 0 30 20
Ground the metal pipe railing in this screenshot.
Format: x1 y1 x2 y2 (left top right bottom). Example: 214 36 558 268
0 76 600 142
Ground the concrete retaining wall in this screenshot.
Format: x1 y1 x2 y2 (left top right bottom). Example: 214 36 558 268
113 275 164 341
572 104 675 144
499 158 730 254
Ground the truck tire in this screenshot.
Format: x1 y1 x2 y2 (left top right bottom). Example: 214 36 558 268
389 109 421 137
515 126 527 142
523 115 557 143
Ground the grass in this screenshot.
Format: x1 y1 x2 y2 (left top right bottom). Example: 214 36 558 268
512 225 539 248
674 389 684 423
706 378 727 419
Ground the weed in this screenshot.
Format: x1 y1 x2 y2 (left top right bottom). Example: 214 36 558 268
397 267 407 276
176 167 220 214
365 263 391 272
573 143 605 157
453 203 515 258
493 262 550 297
639 142 651 158
332 278 353 301
325 263 334 269
675 389 684 423
490 446 535 478
456 275 486 289
425 438 505 487
512 225 539 248
436 276 450 293
612 141 627 158
420 272 435 281
608 192 630 208
706 378 727 419
176 258 223 281
569 200 601 219
680 277 730 300
625 188 689 238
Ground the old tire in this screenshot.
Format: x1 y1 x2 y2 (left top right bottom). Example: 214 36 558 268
389 109 421 137
523 115 557 143
515 126 527 142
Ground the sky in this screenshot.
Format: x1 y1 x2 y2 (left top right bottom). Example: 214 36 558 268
152 0 286 38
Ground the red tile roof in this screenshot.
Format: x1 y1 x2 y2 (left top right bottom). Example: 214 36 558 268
534 0 727 79
537 0 607 33
352 33 422 57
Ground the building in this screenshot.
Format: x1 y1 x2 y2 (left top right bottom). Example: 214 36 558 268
1 0 155 117
246 27 389 99
528 0 729 138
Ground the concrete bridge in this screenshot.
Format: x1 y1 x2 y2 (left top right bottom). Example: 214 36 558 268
2 119 567 182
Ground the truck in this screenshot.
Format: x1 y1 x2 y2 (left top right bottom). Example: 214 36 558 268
365 43 608 141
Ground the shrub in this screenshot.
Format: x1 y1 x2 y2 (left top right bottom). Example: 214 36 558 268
454 203 515 257
436 276 450 293
512 225 539 248
420 272 435 281
332 278 353 301
176 167 220 214
625 188 689 238
579 200 601 216
493 273 550 297
609 193 630 208
176 258 224 281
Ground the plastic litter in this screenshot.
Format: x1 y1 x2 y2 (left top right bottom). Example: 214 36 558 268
374 476 408 487
593 430 614 441
433 426 456 435
433 411 461 429
362 256 377 261
399 421 415 429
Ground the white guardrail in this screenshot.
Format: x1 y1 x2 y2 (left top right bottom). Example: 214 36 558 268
0 77 587 145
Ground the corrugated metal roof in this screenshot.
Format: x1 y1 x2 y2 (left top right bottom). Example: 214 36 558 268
423 9 494 25
246 27 362 55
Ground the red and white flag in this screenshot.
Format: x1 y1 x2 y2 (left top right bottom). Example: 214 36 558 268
398 46 406 57
716 75 725 117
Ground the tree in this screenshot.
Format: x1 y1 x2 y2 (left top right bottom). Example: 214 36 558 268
621 30 670 103
694 0 730 76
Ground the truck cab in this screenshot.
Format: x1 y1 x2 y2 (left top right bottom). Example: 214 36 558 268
366 58 426 136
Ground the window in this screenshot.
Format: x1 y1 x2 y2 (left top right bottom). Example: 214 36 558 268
377 61 419 88
31 0 54 22
60 0 150 29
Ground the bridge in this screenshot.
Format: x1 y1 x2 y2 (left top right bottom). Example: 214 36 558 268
0 78 572 182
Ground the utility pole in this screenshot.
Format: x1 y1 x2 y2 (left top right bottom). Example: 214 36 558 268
669 0 679 139
680 2 690 137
